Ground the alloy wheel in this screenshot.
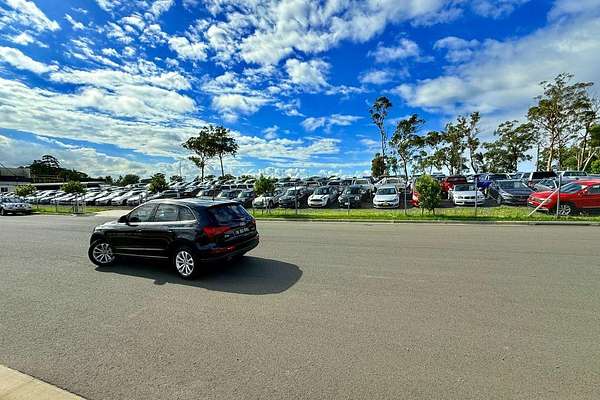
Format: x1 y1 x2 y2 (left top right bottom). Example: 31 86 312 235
92 242 115 264
557 204 572 216
175 250 194 277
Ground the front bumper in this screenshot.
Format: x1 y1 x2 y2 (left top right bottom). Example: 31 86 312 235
501 196 529 205
373 202 399 209
453 198 485 206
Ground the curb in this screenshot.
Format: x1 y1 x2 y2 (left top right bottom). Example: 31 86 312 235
253 217 600 226
0 365 86 399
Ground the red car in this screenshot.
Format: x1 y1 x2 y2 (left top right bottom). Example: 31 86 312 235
527 179 600 215
440 175 467 198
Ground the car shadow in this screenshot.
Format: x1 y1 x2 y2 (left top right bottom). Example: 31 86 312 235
95 256 302 295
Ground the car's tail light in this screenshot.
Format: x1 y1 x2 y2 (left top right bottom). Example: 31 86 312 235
203 226 231 240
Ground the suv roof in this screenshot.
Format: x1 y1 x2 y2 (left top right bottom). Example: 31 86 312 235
145 198 238 208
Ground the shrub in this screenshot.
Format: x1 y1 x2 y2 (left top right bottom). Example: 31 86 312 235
415 175 441 214
15 184 36 197
148 173 169 194
61 180 85 194
254 174 275 196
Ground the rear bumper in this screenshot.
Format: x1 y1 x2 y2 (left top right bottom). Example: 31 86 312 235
197 235 260 262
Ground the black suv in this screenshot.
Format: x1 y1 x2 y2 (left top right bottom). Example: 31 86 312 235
88 199 259 279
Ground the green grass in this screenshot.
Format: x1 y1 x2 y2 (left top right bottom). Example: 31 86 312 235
249 206 600 222
33 204 123 215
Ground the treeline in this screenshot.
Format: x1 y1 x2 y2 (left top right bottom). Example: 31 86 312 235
370 73 600 178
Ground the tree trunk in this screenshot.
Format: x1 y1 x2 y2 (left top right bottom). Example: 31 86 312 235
546 144 554 171
219 155 224 177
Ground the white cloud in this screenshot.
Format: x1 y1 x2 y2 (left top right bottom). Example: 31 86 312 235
201 0 458 66
302 114 361 131
101 48 119 57
211 94 270 122
263 125 279 140
471 0 530 19
548 0 600 20
285 58 329 89
369 38 421 63
433 36 480 62
359 69 395 85
8 32 34 45
65 14 84 30
0 46 57 73
1 0 60 32
394 11 600 120
120 14 145 31
147 0 175 20
168 36 208 61
95 0 121 12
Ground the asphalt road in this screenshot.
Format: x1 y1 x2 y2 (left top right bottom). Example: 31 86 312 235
1 215 599 400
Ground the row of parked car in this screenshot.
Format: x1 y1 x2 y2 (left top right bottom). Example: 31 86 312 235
4 170 600 216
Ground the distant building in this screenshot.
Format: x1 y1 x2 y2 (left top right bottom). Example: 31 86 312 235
0 167 32 193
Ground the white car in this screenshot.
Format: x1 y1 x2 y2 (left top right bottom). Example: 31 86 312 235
0 197 32 215
373 185 400 208
449 183 485 206
252 192 281 209
308 186 338 208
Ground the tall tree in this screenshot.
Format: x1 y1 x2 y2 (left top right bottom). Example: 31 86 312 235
389 114 424 182
369 96 392 168
460 112 483 173
210 125 238 177
483 121 537 172
182 126 217 180
527 73 593 171
371 153 386 179
576 96 599 170
149 173 169 194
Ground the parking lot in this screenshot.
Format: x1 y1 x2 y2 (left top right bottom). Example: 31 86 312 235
1 215 599 399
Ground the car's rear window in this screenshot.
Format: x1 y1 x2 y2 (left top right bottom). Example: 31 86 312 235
532 171 557 179
208 204 251 225
448 177 466 182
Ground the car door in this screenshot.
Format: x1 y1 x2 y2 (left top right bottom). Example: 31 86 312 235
580 184 600 210
106 203 157 255
140 203 182 258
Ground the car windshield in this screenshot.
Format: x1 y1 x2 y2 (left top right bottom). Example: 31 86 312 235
563 171 585 176
354 180 368 184
498 181 530 190
454 184 476 191
314 187 328 195
216 191 230 198
448 177 466 182
344 187 361 195
238 191 252 197
377 188 396 195
285 189 298 195
487 174 508 180
560 183 585 194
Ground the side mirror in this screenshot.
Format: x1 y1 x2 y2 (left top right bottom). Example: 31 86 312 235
118 215 128 224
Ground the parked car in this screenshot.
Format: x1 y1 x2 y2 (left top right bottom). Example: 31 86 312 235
307 186 338 208
96 190 128 205
533 178 559 192
197 189 218 199
352 178 375 195
252 191 282 209
235 190 256 208
338 185 364 208
88 199 259 278
558 170 587 178
528 179 600 215
440 176 467 197
488 180 533 205
448 183 485 206
0 197 32 215
522 171 557 187
278 187 309 208
216 189 242 201
111 190 144 206
373 185 400 209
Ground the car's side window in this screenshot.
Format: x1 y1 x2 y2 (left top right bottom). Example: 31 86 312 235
587 185 600 194
178 206 196 221
154 204 179 222
129 204 156 223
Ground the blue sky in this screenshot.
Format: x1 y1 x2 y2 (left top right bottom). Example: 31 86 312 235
0 0 599 178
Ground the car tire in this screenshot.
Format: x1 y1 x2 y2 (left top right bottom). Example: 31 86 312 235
173 246 199 279
556 203 576 216
0 208 5 216
88 239 116 266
